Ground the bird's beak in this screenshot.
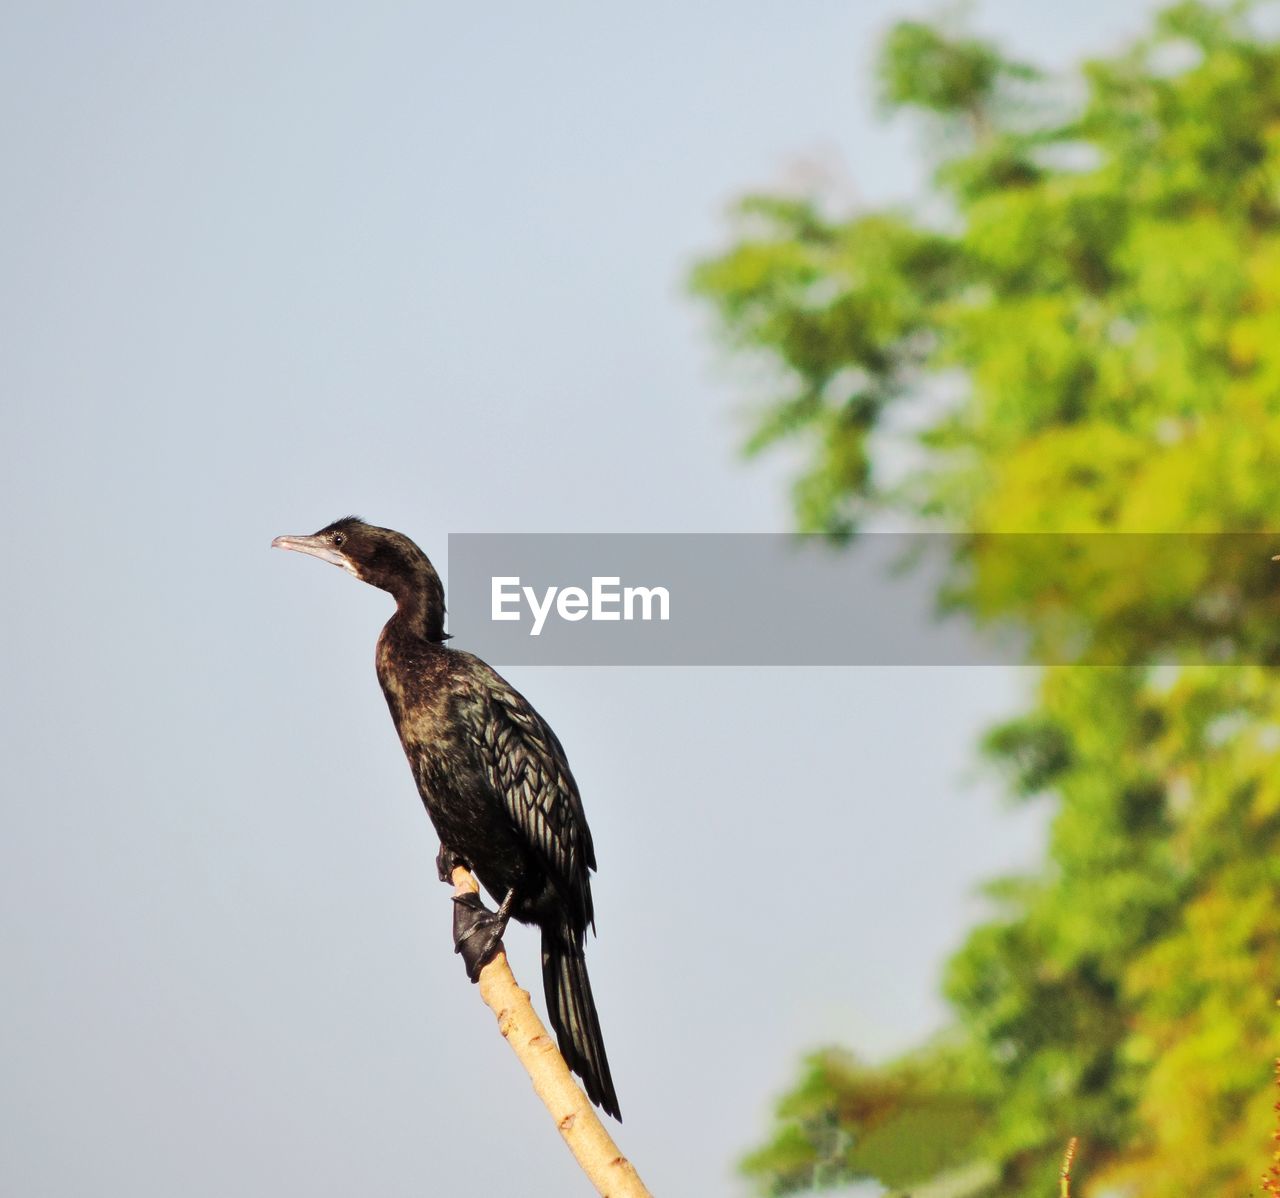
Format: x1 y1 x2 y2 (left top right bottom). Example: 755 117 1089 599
272 534 354 573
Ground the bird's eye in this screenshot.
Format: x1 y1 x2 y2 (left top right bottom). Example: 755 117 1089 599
332 532 346 547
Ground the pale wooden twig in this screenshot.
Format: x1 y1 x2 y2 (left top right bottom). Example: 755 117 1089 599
450 866 653 1198
1060 1136 1079 1198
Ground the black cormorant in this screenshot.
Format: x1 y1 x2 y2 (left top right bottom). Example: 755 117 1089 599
272 517 620 1119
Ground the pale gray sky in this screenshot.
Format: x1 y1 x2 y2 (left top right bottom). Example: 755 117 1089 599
2 2 1165 1195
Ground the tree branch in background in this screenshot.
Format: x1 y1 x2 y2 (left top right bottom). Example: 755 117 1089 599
1060 1138 1078 1198
450 867 653 1198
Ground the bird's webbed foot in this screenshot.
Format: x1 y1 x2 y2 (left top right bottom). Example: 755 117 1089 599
437 845 469 884
451 891 510 983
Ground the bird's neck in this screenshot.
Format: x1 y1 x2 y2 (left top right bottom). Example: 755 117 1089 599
387 567 447 643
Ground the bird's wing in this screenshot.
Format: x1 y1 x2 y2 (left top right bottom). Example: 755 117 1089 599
464 666 596 921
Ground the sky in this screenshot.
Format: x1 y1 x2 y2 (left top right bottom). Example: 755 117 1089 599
2 2 1170 1195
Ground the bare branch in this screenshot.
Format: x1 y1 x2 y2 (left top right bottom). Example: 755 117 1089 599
1060 1136 1079 1198
451 867 653 1198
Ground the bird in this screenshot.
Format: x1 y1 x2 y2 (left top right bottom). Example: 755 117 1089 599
272 516 621 1119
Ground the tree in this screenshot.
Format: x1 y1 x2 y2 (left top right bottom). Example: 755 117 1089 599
692 3 1280 1194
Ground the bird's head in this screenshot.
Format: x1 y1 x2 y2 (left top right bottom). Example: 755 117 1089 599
272 517 447 639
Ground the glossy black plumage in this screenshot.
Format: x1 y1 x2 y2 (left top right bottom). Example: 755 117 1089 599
273 517 620 1119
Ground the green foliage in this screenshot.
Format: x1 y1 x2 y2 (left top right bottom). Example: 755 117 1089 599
693 2 1280 1194
981 716 1074 800
878 20 1031 118
689 204 961 534
741 1047 995 1196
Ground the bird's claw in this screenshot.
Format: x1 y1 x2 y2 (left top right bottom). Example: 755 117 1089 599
451 891 506 982
437 845 468 884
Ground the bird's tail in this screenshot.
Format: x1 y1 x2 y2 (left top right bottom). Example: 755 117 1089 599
541 924 621 1120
